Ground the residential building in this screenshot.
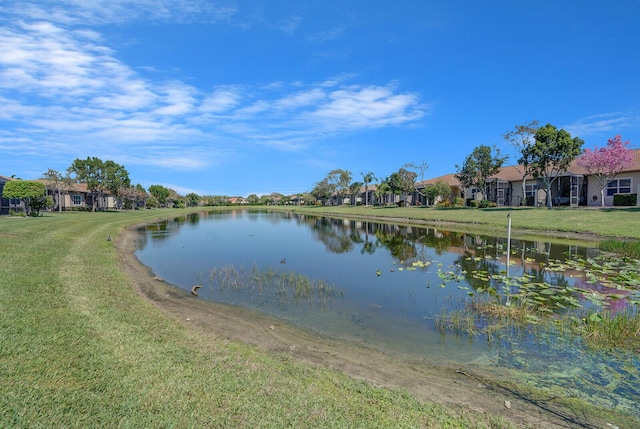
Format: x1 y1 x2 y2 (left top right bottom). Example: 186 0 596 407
419 148 640 207
0 175 117 214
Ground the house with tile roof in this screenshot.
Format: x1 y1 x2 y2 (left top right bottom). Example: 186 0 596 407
418 148 640 207
1 175 117 214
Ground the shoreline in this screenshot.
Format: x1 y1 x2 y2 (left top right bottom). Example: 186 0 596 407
116 223 605 429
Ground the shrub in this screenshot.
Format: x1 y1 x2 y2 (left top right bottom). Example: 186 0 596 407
469 200 480 208
452 197 465 206
479 200 491 208
613 193 637 206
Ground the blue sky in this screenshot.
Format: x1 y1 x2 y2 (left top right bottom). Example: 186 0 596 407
1 1 639 197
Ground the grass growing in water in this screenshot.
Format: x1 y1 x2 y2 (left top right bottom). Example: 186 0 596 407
600 238 640 258
573 308 640 350
207 264 344 303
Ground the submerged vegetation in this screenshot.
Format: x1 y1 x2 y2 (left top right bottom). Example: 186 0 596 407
432 250 640 352
205 264 344 303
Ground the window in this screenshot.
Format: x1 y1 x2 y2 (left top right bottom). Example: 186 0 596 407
525 184 537 197
606 178 631 196
72 194 82 205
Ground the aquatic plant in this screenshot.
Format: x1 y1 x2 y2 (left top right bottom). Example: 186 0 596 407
422 248 640 352
600 239 640 258
205 264 344 304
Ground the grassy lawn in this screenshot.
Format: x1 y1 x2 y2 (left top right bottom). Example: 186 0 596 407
271 205 640 240
1 209 515 428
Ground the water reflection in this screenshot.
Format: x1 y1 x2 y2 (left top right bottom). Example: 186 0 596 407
135 209 639 418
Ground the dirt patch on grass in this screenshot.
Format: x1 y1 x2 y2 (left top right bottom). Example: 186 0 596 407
116 226 610 429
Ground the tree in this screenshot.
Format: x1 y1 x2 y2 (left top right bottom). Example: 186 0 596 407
388 168 417 206
167 188 182 207
103 160 131 208
327 169 352 205
145 195 158 209
374 177 391 205
424 180 452 206
455 145 507 200
310 178 334 205
68 157 103 211
148 185 170 207
519 124 584 209
117 186 139 210
68 157 129 211
348 181 363 205
186 192 201 207
404 161 429 206
42 169 64 212
576 135 634 207
2 180 48 216
503 120 539 206
360 171 376 205
135 184 148 208
245 194 259 205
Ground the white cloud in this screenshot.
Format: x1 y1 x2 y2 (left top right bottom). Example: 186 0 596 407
564 113 639 137
0 17 427 173
200 87 242 113
2 0 237 25
307 86 426 129
153 82 197 116
280 15 303 34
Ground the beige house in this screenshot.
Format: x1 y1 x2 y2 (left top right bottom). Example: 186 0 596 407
42 180 117 211
419 148 640 207
0 175 117 214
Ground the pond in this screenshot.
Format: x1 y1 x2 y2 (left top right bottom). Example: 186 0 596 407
135 209 640 418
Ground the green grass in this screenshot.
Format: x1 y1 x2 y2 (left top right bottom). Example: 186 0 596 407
600 238 640 258
269 204 640 240
0 209 514 428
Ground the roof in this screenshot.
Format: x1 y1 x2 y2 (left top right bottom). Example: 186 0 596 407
35 178 91 193
418 173 462 188
419 148 640 188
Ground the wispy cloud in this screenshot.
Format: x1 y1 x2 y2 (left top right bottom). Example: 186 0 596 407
0 12 427 173
2 0 237 25
280 15 303 34
564 113 640 138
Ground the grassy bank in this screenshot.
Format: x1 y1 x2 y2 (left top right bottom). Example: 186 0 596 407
0 209 513 428
270 205 640 241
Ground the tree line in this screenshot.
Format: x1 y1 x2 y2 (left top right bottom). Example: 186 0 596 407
3 122 634 214
308 122 633 209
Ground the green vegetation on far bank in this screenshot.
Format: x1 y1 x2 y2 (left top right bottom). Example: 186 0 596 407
269 204 640 241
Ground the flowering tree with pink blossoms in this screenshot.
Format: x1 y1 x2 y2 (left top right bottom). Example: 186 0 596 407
576 135 634 207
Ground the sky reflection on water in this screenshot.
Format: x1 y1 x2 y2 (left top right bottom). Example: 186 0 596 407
135 209 640 418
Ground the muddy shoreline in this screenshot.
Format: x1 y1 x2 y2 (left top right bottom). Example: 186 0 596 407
116 225 606 429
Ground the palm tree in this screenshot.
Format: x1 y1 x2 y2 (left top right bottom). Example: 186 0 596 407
361 171 376 206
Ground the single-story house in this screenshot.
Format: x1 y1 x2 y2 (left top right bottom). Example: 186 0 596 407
41 180 117 211
0 175 117 214
0 175 23 215
418 148 640 207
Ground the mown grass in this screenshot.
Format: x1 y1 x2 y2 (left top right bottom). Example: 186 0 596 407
271 204 640 240
0 209 514 428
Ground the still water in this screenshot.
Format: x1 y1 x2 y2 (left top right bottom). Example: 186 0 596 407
135 209 640 417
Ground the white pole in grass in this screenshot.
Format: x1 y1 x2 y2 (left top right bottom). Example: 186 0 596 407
506 211 511 278
505 211 512 306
